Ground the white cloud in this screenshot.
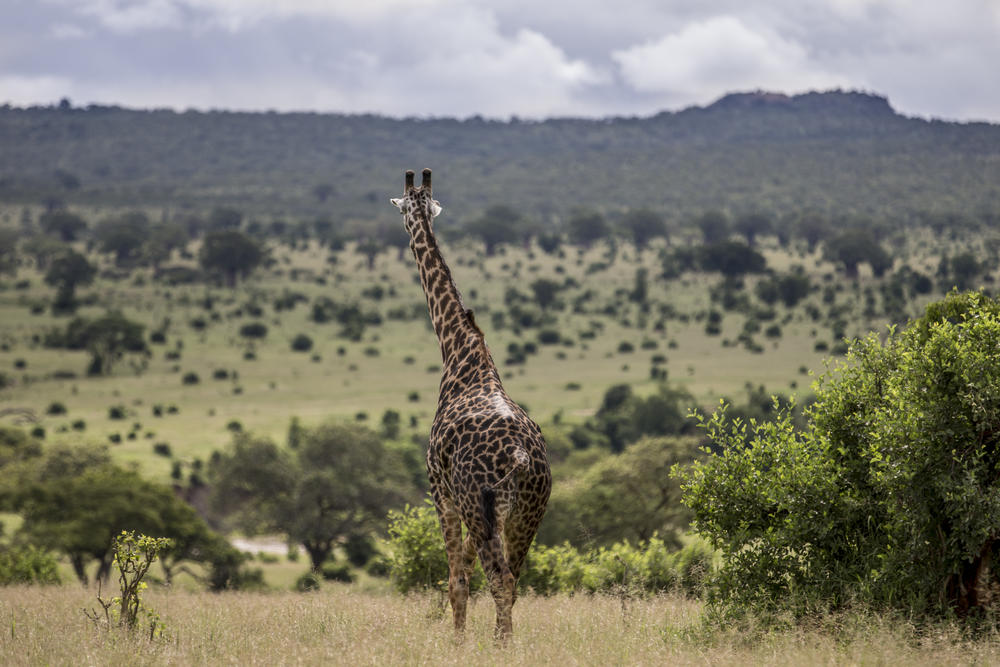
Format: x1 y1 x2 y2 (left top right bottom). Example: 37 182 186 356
612 15 846 103
0 75 74 104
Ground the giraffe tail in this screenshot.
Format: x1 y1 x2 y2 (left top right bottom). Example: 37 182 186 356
481 486 497 537
480 448 530 537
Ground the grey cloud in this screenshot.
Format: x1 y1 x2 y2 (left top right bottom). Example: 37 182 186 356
2 0 999 121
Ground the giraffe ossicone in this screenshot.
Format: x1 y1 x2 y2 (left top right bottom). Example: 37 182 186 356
393 168 552 644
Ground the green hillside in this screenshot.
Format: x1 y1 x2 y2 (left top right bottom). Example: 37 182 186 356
2 90 999 223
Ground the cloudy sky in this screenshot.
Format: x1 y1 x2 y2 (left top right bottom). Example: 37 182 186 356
3 0 999 122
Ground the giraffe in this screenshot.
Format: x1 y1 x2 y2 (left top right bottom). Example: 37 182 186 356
391 168 551 643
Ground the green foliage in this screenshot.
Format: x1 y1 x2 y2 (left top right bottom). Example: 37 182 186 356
43 249 95 312
0 544 61 585
209 424 419 571
85 531 170 636
199 230 263 287
387 501 459 594
387 502 713 596
698 241 767 278
538 437 698 547
8 443 222 585
677 292 1000 618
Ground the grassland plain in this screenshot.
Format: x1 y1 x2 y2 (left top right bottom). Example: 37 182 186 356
0 227 931 483
3 585 999 666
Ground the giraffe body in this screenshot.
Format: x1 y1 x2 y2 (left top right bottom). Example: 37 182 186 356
392 169 551 642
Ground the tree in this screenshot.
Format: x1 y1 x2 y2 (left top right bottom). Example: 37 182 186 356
566 209 609 249
44 249 96 313
698 240 767 278
208 207 243 231
312 183 335 203
529 278 562 310
143 221 189 269
823 230 891 278
94 212 149 266
621 209 667 250
209 423 418 571
678 292 1000 617
61 312 149 376
38 210 87 241
465 205 520 256
696 210 730 244
22 235 67 272
199 230 263 287
8 444 221 585
0 228 18 276
538 437 698 547
734 212 772 247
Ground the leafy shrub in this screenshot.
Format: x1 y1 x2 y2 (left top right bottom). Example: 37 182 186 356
294 571 321 592
46 402 67 415
387 500 712 596
212 368 229 380
108 405 126 420
71 419 86 431
677 291 1000 618
181 372 200 385
0 545 61 585
320 562 355 583
152 442 172 457
291 334 313 352
238 322 268 339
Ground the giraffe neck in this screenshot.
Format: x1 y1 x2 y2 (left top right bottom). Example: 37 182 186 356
406 210 490 371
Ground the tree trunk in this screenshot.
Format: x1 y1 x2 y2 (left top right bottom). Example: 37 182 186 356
947 539 995 615
303 540 332 572
70 553 89 586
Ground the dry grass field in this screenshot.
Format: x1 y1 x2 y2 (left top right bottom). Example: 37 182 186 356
1 586 997 666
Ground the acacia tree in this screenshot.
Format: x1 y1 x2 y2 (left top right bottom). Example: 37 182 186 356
538 436 698 547
621 209 667 250
465 205 520 256
566 209 609 249
678 291 1000 618
95 212 149 266
199 230 263 287
209 422 418 571
6 443 223 585
44 249 95 313
61 312 149 376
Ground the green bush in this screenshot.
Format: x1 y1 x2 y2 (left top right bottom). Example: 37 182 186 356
294 571 321 592
320 562 355 583
387 500 712 596
677 291 1000 618
290 334 313 352
0 545 61 585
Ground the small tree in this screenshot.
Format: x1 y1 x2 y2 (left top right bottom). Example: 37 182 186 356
465 205 520 256
199 230 263 287
44 249 96 313
621 209 667 250
209 423 418 571
566 209 609 249
39 210 87 241
94 212 149 266
678 291 1000 618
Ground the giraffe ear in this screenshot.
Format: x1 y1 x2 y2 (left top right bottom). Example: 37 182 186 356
390 198 404 210
431 200 443 217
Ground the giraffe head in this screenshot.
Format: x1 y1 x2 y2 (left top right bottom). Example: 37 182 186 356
390 168 442 235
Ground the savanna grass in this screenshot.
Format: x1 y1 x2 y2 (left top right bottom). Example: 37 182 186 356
2 586 998 666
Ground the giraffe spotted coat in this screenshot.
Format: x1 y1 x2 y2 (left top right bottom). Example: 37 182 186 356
391 169 551 642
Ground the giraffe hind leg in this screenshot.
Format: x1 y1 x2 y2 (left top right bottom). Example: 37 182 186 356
436 499 470 635
478 486 515 643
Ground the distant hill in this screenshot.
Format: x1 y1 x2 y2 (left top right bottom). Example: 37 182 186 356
1 90 998 224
